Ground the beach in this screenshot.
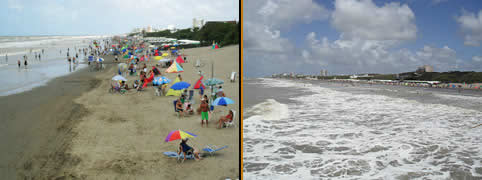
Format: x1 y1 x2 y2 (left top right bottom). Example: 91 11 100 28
0 45 239 179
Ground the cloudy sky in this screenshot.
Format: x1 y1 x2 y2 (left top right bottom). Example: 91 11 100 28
244 0 482 77
1 0 238 36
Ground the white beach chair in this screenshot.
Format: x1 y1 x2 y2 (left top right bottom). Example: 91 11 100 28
230 72 237 83
224 109 236 128
195 59 201 67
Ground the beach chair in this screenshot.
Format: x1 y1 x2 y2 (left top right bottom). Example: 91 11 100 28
202 145 228 156
230 72 237 83
195 59 201 67
224 109 236 128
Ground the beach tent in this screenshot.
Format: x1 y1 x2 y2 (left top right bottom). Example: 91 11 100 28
176 56 185 64
173 76 181 84
165 89 182 96
165 62 184 73
194 76 206 89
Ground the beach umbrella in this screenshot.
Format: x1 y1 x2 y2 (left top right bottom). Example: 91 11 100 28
165 130 197 142
98 58 104 62
118 63 128 71
159 58 170 63
154 56 162 60
171 82 190 90
176 56 185 64
171 47 176 49
212 97 234 106
204 78 224 86
153 76 171 85
162 53 169 57
112 75 127 81
194 76 205 89
165 62 184 73
123 54 129 58
166 89 182 96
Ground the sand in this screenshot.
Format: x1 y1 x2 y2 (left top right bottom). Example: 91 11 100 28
60 45 239 179
0 45 239 179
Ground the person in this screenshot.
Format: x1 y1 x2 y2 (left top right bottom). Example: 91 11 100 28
200 100 209 127
114 55 118 62
217 110 233 128
180 94 186 104
24 59 28 69
76 53 79 59
17 59 21 68
161 83 168 96
176 98 184 117
133 80 139 89
178 74 182 81
186 104 194 115
5 53 7 63
216 86 225 97
178 138 201 161
38 54 41 61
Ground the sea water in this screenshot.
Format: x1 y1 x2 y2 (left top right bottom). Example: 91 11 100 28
0 35 108 96
243 78 482 179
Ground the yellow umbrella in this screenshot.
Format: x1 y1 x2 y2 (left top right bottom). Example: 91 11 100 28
154 56 162 60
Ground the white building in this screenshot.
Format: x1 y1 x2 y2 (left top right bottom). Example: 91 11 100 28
320 69 328 76
147 25 152 33
193 18 204 29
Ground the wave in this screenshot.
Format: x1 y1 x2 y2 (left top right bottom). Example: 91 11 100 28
244 99 290 121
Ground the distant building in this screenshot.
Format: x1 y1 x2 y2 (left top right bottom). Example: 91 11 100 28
193 18 205 29
416 65 434 73
320 70 328 76
147 25 152 33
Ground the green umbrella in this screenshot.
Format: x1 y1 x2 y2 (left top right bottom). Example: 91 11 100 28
203 78 224 86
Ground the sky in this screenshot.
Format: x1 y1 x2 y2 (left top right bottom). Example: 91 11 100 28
1 0 239 36
243 0 482 77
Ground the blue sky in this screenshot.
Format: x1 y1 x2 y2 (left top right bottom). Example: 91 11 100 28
244 0 482 77
1 0 239 36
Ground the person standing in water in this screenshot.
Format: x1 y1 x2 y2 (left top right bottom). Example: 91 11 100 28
5 53 7 64
17 59 20 68
24 59 28 69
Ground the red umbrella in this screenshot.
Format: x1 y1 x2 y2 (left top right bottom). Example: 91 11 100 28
176 56 185 64
194 76 205 89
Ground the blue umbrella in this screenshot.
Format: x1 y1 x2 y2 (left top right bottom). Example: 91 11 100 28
171 82 190 90
212 97 234 106
153 76 171 85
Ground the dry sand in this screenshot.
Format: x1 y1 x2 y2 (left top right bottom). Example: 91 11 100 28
57 45 239 179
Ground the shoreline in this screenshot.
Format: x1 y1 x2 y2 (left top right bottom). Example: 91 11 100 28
0 56 112 179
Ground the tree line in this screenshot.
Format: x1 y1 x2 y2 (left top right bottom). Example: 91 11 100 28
141 22 240 47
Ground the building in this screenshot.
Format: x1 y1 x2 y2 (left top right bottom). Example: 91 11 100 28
192 18 205 29
416 65 434 73
146 25 152 33
320 70 328 76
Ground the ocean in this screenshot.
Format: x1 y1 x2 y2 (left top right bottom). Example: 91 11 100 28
243 78 482 179
0 35 108 96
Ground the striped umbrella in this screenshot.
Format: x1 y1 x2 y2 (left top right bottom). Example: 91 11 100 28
165 130 197 142
165 62 184 73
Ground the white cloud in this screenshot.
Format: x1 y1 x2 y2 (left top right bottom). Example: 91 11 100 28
431 0 448 5
456 10 482 46
257 0 330 28
473 56 482 62
8 0 24 11
244 0 329 53
331 0 417 42
304 32 460 73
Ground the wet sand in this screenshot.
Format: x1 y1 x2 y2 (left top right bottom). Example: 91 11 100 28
0 45 240 179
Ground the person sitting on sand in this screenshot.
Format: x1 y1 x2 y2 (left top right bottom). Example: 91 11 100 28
178 74 183 81
180 94 186 104
178 138 201 161
217 110 233 128
216 86 225 97
176 98 184 117
133 80 139 89
185 104 194 115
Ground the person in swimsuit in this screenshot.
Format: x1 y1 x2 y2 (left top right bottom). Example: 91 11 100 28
176 98 184 117
178 138 201 162
217 110 233 128
200 100 209 127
